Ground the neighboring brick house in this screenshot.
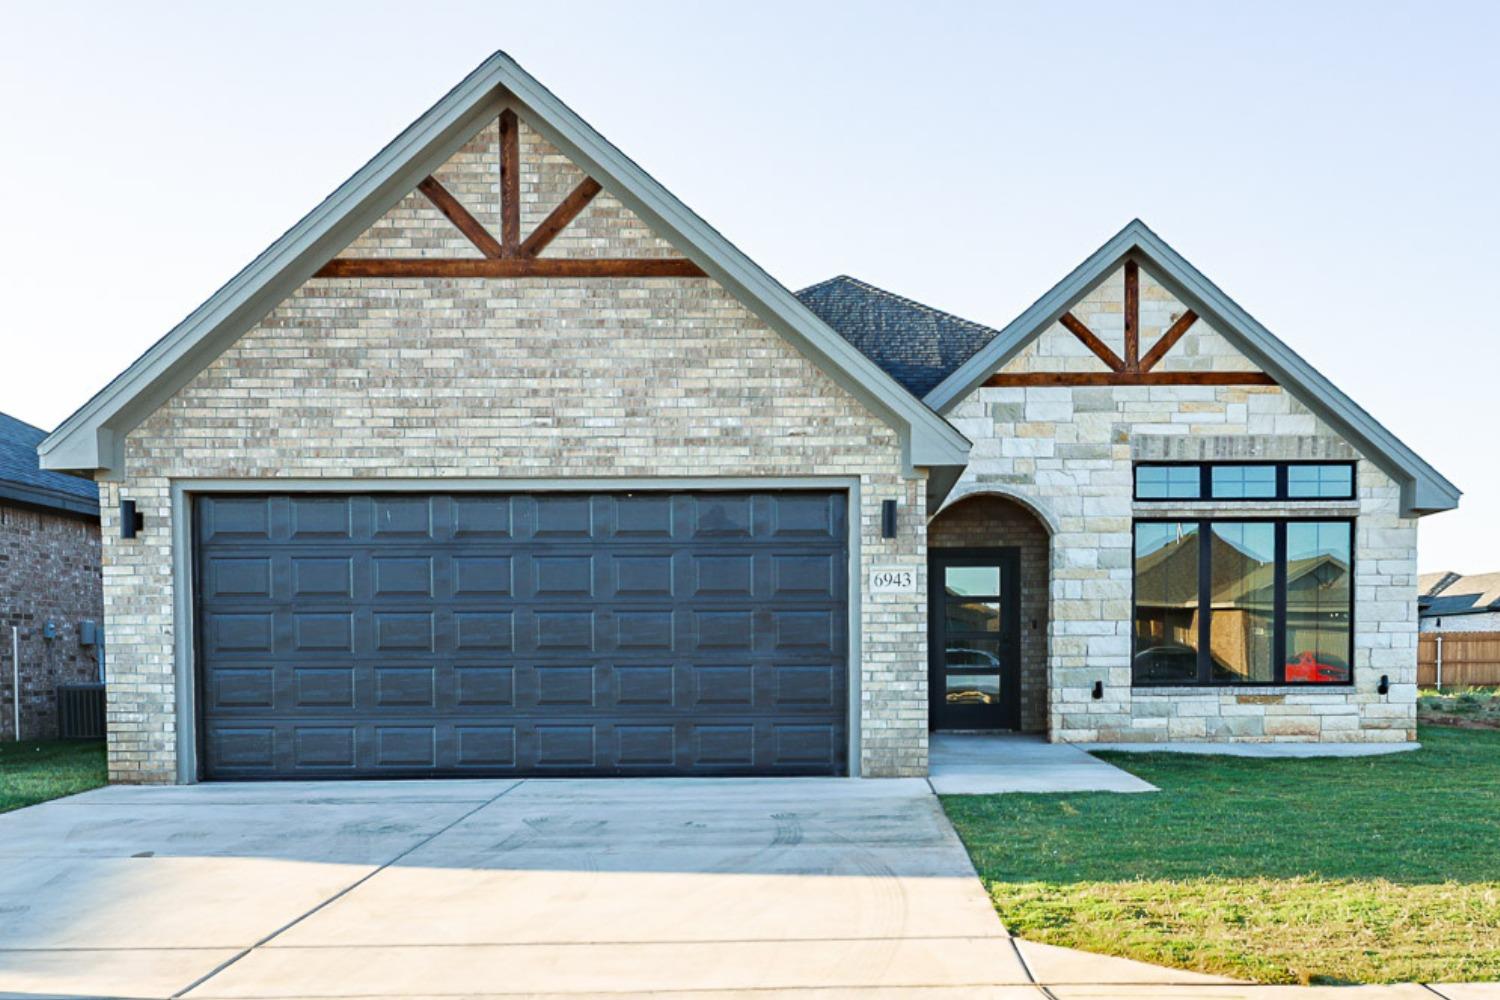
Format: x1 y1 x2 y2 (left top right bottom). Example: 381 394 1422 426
1 412 103 740
37 53 1457 784
1419 572 1500 632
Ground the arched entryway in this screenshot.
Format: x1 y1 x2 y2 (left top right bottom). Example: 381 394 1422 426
928 493 1052 734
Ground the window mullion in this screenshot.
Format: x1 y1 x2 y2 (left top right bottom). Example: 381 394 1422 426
1274 520 1288 683
1197 519 1212 685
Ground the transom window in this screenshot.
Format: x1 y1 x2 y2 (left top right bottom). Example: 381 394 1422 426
1135 462 1356 502
1133 518 1353 686
1287 463 1355 499
1135 465 1201 499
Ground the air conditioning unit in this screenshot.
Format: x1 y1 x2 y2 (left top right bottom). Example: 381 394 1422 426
57 683 106 740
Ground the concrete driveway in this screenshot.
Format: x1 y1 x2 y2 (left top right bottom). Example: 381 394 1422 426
2 776 1478 999
0 776 1040 998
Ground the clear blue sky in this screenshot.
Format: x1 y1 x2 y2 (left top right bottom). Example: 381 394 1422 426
2 2 1494 572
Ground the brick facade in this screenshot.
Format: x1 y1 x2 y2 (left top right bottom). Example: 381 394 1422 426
944 266 1418 744
0 502 103 740
928 495 1050 733
101 113 929 783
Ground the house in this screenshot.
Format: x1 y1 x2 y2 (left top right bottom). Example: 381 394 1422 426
37 53 1457 784
1419 572 1500 632
1 412 104 740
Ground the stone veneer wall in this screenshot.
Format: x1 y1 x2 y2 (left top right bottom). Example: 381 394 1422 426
0 502 103 740
928 495 1050 733
99 111 928 783
944 267 1419 743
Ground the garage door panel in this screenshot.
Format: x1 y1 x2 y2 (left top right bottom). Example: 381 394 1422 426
614 495 675 537
454 725 516 767
212 726 276 771
453 611 514 651
614 610 675 651
201 496 272 541
293 666 355 709
196 491 847 779
371 496 435 538
291 496 355 539
453 666 515 707
452 496 514 538
691 495 754 537
615 665 675 707
769 493 842 538
292 556 354 598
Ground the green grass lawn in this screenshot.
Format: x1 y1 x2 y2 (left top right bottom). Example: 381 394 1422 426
0 740 107 814
942 726 1500 985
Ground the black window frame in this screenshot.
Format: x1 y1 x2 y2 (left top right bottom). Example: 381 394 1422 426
1133 461 1357 502
1131 516 1355 688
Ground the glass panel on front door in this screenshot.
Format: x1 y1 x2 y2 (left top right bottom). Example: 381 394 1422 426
931 551 1022 730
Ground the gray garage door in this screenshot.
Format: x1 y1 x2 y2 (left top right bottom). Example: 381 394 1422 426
194 491 848 779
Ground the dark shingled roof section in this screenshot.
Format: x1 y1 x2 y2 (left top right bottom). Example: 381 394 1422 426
795 276 1002 398
1420 571 1500 619
0 411 99 516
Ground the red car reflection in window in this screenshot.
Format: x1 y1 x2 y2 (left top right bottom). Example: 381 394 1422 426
1285 650 1349 683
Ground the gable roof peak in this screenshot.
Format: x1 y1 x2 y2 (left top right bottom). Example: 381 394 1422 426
922 219 1458 516
37 51 969 501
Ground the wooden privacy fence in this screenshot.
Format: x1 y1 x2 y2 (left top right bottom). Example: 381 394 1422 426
1418 631 1500 688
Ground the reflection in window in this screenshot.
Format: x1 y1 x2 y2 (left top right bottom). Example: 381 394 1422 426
946 674 999 704
1136 466 1202 499
945 601 1000 633
945 640 1001 670
1285 521 1352 683
1209 522 1276 682
945 566 1000 597
1211 465 1277 499
1133 522 1200 683
1287 464 1355 499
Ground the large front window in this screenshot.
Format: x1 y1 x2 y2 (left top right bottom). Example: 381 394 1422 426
1132 519 1353 686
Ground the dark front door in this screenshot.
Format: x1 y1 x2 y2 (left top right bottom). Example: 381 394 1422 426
194 491 848 779
929 548 1022 730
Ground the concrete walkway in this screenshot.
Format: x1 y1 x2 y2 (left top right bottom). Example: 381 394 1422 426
928 732 1158 794
1092 739 1422 757
0 776 1490 999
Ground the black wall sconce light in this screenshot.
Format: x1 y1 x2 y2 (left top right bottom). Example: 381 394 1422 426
1092 680 1104 700
881 499 897 539
120 499 144 539
1378 675 1390 695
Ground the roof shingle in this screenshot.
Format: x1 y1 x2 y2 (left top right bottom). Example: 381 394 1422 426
0 411 99 516
1420 571 1500 619
795 276 1001 398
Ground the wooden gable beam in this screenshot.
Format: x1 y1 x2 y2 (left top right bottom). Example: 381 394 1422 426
983 370 1275 388
980 264 1268 389
416 176 504 259
1059 312 1126 372
315 257 706 279
318 112 703 281
499 109 520 254
1123 259 1140 369
1139 310 1200 372
519 177 603 258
